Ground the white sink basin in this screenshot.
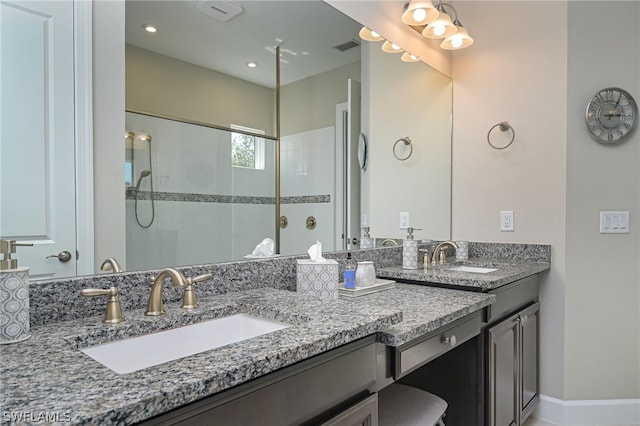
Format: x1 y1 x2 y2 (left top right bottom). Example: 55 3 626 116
81 314 290 374
446 265 498 274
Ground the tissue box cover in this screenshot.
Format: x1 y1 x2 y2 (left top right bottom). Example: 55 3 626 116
296 259 339 300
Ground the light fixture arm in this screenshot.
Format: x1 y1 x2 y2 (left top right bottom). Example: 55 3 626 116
437 2 460 23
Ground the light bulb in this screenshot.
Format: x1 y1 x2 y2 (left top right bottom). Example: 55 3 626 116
451 37 463 49
371 30 380 38
412 8 427 23
433 23 445 37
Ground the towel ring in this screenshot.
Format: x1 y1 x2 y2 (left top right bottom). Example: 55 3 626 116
393 137 413 161
487 122 515 150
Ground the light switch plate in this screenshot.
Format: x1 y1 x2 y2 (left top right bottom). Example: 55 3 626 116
600 211 629 234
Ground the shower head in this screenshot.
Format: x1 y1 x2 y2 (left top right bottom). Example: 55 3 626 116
135 169 152 189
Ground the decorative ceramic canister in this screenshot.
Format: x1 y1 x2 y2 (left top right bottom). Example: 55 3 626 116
456 241 469 260
402 239 418 269
0 267 31 344
355 261 376 287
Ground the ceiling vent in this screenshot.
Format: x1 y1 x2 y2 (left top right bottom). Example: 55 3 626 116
333 39 360 52
196 0 243 22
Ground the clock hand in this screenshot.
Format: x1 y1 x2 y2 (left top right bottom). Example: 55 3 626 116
604 113 630 118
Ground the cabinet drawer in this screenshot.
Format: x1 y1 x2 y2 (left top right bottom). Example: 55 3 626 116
486 275 539 324
394 311 482 379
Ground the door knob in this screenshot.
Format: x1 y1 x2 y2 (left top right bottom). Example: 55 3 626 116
46 251 72 262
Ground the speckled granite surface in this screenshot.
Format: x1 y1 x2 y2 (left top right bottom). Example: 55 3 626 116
1 242 548 424
377 258 549 291
29 247 403 327
344 283 495 346
1 288 402 425
376 243 551 291
0 283 495 425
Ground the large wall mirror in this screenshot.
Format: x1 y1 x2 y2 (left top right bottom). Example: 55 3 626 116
0 0 451 279
123 0 452 273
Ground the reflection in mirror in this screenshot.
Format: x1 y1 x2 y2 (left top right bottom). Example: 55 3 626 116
0 1 453 279
124 111 276 270
124 0 452 270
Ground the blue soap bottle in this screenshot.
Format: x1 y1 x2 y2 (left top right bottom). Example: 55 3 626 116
343 252 356 289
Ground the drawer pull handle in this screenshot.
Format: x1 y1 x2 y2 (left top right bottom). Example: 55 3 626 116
441 335 457 347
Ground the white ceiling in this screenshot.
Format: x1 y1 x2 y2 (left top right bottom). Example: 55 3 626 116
125 0 363 88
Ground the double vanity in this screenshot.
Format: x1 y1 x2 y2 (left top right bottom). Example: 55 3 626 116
0 242 549 425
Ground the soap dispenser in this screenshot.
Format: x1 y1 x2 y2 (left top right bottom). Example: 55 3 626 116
402 227 421 270
360 227 375 249
0 239 33 344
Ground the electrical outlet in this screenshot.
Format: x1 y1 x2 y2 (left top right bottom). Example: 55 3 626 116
400 212 410 229
500 211 514 232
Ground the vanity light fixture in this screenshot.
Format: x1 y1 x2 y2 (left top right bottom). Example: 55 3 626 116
419 2 473 49
359 27 384 42
143 24 157 33
381 40 403 53
401 52 420 62
421 4 456 39
401 0 439 26
359 0 473 62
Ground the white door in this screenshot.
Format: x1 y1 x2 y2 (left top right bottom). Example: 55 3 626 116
1 0 77 279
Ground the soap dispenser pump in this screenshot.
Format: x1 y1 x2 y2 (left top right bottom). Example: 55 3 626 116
0 239 33 344
402 227 421 270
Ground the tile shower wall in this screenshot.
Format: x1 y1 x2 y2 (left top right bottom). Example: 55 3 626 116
125 112 275 270
280 126 337 255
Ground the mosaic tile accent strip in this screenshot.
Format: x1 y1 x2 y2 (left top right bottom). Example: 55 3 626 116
126 189 330 205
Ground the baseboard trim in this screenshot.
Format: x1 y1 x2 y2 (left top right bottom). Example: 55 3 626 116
535 394 640 425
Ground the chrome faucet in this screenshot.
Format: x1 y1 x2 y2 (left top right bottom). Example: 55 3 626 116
431 241 459 265
146 268 212 316
100 257 123 273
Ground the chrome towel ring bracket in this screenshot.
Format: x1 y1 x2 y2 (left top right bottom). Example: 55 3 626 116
487 122 515 150
393 137 413 161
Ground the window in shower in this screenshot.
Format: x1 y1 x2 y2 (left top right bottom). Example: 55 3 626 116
231 124 265 170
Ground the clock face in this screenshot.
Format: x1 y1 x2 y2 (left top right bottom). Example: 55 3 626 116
586 87 638 144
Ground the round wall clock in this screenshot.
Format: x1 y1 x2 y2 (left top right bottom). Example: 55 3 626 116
585 87 638 144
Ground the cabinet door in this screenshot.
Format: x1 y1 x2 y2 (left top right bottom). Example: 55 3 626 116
488 313 519 426
519 302 539 422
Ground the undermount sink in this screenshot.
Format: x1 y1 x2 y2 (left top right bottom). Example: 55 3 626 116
81 314 290 374
446 265 498 274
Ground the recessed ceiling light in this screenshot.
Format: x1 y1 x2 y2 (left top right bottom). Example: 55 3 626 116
247 62 257 68
143 24 157 33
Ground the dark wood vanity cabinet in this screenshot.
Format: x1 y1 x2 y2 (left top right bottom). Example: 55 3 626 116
140 337 379 426
486 276 540 426
487 302 539 426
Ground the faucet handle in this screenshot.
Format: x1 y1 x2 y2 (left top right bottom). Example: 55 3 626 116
181 274 213 310
81 287 125 324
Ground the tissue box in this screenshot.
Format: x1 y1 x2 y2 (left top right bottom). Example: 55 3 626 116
296 259 339 300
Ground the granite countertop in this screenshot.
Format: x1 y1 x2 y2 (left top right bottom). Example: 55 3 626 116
344 283 495 346
0 288 401 425
0 282 496 425
376 257 550 291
